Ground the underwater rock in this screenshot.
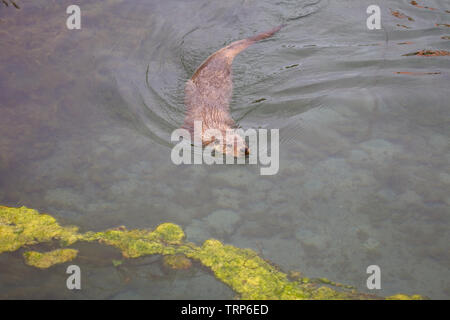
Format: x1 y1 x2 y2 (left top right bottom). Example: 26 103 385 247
398 190 422 204
205 209 241 237
112 290 144 300
358 139 401 165
185 219 213 244
439 172 450 185
428 134 448 151
44 188 86 212
210 167 255 188
211 188 243 211
295 228 328 251
348 149 369 163
186 209 241 242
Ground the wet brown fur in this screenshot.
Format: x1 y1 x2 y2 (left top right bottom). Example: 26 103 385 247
183 26 283 152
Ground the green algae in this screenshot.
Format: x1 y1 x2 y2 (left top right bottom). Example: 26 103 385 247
386 294 424 300
84 223 194 259
23 249 78 269
163 254 192 270
112 259 123 267
0 205 426 300
187 239 380 300
0 206 80 254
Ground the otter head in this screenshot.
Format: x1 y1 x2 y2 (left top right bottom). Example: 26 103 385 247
205 129 249 158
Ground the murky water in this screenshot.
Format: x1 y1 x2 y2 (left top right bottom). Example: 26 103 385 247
1 0 449 299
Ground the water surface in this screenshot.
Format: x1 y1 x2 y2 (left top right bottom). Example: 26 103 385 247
0 0 449 299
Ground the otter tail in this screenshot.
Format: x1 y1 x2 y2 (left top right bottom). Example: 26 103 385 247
248 24 285 42
223 25 284 60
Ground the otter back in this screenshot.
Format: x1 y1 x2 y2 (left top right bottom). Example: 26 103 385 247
183 25 283 136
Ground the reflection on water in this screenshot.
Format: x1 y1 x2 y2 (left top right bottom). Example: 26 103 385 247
0 0 449 299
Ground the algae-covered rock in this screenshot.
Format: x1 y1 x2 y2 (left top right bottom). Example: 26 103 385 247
23 249 78 269
85 223 191 258
0 205 426 300
386 294 425 300
205 209 241 237
0 206 80 253
154 223 185 244
112 259 123 267
189 239 375 300
163 254 192 270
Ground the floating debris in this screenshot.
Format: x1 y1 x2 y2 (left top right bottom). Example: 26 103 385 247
397 24 411 29
436 23 450 28
410 1 436 11
395 71 441 75
285 64 299 69
358 43 382 46
390 9 415 21
397 41 414 45
442 36 450 40
316 277 356 290
251 98 266 103
403 50 450 56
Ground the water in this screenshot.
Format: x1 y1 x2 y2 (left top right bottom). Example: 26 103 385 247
0 0 449 299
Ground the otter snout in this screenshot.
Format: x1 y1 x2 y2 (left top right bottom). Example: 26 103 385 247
241 146 250 156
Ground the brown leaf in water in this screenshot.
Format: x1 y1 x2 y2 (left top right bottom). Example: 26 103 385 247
395 71 441 75
403 50 450 56
391 9 415 21
410 1 436 10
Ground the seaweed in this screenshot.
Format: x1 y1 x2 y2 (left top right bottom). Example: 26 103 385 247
23 249 78 269
0 206 426 300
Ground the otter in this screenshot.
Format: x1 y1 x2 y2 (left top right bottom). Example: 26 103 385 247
182 25 283 158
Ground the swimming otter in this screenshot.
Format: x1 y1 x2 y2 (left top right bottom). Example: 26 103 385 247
182 25 283 157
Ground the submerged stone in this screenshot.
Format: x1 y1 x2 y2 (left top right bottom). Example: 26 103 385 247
163 254 192 270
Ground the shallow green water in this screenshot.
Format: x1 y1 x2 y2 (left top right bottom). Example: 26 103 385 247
0 0 449 299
